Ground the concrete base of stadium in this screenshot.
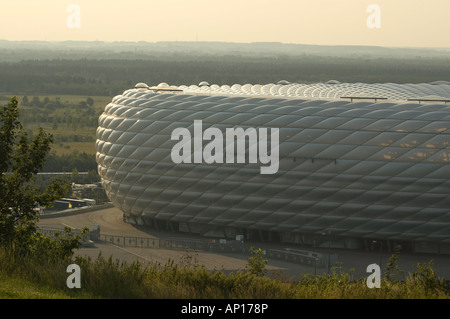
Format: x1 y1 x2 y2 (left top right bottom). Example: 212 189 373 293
123 214 450 256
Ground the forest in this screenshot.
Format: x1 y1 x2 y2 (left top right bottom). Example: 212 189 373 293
1 55 448 97
0 41 449 97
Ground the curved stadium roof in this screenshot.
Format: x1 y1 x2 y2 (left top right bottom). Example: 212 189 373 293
96 81 450 246
177 81 450 101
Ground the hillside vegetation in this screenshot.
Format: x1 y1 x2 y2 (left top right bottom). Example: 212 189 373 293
0 246 448 299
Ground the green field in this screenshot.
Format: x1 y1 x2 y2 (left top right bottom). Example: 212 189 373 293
1 94 112 156
0 272 78 299
51 141 97 156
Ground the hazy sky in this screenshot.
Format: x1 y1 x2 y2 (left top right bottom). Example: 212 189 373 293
1 0 449 48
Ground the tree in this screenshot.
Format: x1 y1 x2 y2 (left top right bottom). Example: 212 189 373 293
0 97 72 255
83 169 100 184
71 167 80 183
384 245 404 282
31 96 41 107
86 97 94 107
410 261 447 294
21 95 29 106
246 247 268 277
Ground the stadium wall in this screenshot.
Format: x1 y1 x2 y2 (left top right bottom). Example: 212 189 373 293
96 82 450 253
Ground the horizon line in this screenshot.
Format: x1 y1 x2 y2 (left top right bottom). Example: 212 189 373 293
0 39 449 51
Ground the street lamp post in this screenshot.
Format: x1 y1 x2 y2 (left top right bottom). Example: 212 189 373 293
321 231 331 275
372 240 383 269
327 232 331 274
314 258 318 275
379 241 383 270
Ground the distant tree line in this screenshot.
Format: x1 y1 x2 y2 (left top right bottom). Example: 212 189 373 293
0 54 448 96
42 151 97 172
18 95 101 132
21 95 94 108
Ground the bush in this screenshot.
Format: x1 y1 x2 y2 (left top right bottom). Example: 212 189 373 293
246 247 268 277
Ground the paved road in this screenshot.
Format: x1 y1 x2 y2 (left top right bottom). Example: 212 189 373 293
39 207 278 274
38 206 450 281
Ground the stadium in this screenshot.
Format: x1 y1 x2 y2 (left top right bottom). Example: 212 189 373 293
95 81 450 254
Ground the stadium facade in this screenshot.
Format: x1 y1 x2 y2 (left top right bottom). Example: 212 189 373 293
96 81 450 254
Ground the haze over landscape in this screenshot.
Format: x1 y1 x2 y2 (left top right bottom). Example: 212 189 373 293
1 0 449 48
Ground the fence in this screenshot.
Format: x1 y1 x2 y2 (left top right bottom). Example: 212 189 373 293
39 227 84 237
267 248 338 269
38 227 336 268
99 234 337 269
98 234 247 254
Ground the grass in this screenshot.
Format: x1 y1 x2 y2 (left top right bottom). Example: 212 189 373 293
0 247 449 299
0 272 75 299
51 141 97 156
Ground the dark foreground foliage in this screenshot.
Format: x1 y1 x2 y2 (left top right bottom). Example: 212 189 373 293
0 245 448 299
